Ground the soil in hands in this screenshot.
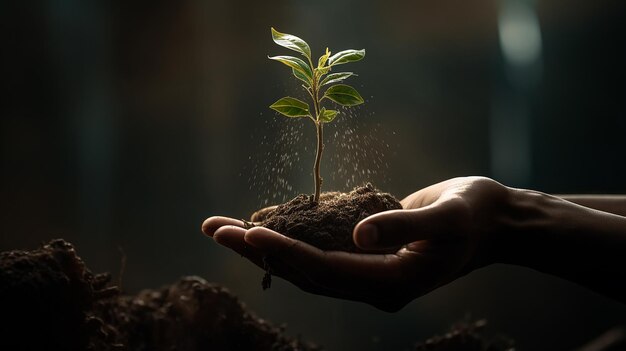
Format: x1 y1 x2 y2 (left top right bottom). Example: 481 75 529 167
255 183 402 253
251 183 401 290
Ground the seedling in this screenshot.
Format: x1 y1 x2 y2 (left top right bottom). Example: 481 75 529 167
268 27 365 203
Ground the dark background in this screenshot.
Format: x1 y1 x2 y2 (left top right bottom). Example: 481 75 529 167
2 0 625 349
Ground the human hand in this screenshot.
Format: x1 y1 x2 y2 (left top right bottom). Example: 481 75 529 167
202 177 514 312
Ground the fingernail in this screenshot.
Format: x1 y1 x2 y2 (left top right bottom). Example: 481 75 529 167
357 224 378 247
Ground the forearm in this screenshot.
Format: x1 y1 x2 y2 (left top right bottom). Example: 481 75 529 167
497 188 626 302
558 195 626 217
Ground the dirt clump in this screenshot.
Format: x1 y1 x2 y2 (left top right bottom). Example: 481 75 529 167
0 239 319 351
257 183 402 252
0 239 116 350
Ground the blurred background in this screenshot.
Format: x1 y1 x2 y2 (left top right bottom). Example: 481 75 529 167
2 0 626 349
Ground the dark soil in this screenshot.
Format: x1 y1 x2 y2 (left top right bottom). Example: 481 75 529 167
0 239 521 351
0 239 319 351
257 183 402 252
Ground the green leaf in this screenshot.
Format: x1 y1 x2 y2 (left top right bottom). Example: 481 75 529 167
317 47 330 68
292 68 311 87
320 72 354 86
323 84 364 106
328 49 365 66
314 66 331 77
270 97 311 117
269 55 313 81
319 107 338 123
271 27 311 59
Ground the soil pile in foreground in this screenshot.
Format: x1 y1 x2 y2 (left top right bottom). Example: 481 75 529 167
0 239 520 351
0 239 318 351
259 183 402 252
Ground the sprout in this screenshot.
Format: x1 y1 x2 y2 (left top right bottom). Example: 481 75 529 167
268 27 365 202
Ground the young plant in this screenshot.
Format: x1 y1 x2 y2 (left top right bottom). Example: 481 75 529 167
268 27 365 203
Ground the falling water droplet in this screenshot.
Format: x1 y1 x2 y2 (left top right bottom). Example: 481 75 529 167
246 95 398 208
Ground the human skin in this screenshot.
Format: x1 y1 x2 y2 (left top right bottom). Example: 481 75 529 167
202 177 626 312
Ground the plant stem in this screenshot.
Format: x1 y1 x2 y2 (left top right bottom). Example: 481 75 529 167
313 121 323 202
309 62 323 203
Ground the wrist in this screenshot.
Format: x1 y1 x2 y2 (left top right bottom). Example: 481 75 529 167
489 187 571 267
495 187 626 283
557 195 626 217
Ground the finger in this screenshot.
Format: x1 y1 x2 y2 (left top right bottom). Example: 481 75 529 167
213 226 265 268
214 226 353 298
243 227 326 277
202 216 245 237
263 254 362 300
353 198 468 250
212 226 330 291
244 227 405 290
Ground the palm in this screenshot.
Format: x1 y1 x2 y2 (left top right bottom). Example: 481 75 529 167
203 177 509 311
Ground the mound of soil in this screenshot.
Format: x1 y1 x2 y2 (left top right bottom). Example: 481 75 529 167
94 277 316 351
257 183 402 252
0 239 318 351
0 240 522 351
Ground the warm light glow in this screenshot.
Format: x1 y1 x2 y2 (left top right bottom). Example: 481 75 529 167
498 0 542 67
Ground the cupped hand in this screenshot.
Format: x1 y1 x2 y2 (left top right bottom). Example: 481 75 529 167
202 177 513 312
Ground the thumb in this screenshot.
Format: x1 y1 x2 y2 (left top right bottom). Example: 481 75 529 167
353 200 467 250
